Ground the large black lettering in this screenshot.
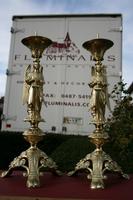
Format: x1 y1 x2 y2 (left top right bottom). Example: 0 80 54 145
46 55 56 61
78 55 86 61
67 55 75 61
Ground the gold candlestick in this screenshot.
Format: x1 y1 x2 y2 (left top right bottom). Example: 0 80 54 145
68 37 129 189
1 36 61 188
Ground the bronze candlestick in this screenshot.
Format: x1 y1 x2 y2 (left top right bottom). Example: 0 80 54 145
68 37 129 189
1 35 61 188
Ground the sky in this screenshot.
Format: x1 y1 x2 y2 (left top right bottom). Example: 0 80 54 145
0 0 133 97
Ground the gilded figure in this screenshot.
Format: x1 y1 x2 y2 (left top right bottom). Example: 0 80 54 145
89 62 111 124
22 62 44 123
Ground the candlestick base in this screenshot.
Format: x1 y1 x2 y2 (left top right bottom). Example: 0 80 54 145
68 148 129 189
1 146 61 188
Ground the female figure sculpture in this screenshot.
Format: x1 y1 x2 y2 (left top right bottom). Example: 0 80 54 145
89 61 111 124
23 62 44 124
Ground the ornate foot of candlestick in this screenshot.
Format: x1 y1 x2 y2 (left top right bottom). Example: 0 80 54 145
1 35 61 187
1 129 61 188
68 36 129 189
1 148 61 188
68 139 129 189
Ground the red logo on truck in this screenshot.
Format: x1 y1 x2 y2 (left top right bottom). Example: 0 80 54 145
45 32 80 55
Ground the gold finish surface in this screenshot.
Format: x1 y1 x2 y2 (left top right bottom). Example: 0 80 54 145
22 36 52 58
1 36 60 187
68 37 129 189
83 38 113 61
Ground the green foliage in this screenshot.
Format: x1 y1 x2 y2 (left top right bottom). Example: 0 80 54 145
38 133 71 155
51 136 94 172
0 132 29 169
105 81 133 172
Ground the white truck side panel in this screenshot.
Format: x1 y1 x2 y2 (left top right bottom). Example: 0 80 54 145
2 14 122 135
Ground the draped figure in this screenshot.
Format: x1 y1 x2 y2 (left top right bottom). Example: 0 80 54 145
22 63 44 123
89 63 111 124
